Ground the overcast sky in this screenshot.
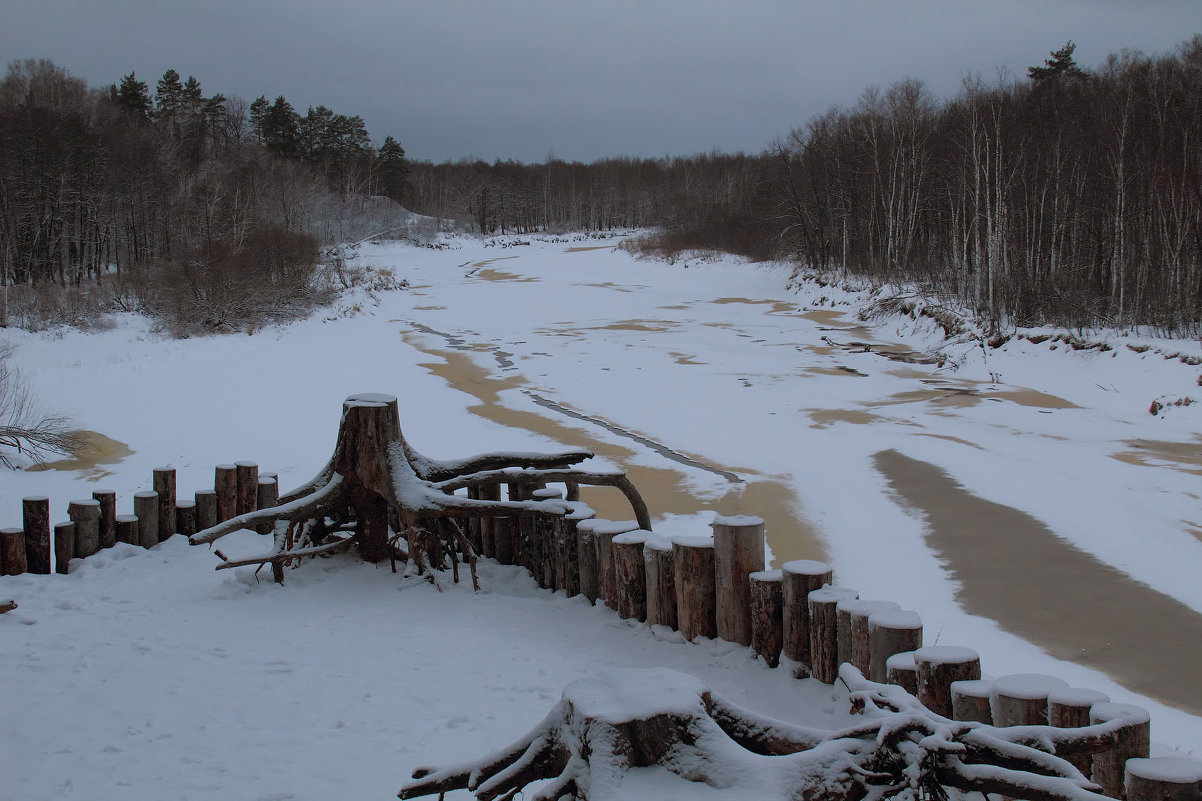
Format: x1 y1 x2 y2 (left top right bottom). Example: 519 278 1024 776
4 1 1201 163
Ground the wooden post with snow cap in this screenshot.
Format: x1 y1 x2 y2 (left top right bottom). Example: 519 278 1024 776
914 645 980 718
643 535 676 629
990 673 1069 727
808 586 858 684
711 514 764 646
885 651 918 695
195 489 217 532
576 519 599 603
116 515 138 547
53 521 75 573
1090 702 1151 800
68 498 101 558
256 476 279 535
133 491 159 549
234 462 258 517
557 503 593 597
1125 757 1202 801
950 679 993 724
176 499 197 539
153 467 177 542
591 519 640 609
91 490 116 549
611 530 648 622
673 534 716 641
846 600 900 676
867 608 922 682
531 487 563 588
781 559 832 673
749 569 784 667
22 496 51 574
214 465 237 522
0 528 26 575
1049 687 1110 774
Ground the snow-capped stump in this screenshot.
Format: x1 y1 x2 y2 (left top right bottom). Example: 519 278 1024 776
643 535 676 628
0 527 26 575
886 650 918 695
781 559 832 673
867 608 923 682
580 518 641 608
402 665 1128 801
991 673 1070 727
1090 702 1151 799
1125 757 1202 801
749 569 784 667
133 491 157 549
712 514 765 646
214 464 237 522
67 498 100 558
807 586 859 683
189 394 650 588
194 489 217 530
21 496 51 574
914 645 981 718
1049 688 1111 774
53 520 74 573
951 678 994 724
610 530 649 621
90 490 116 549
845 599 900 676
152 466 177 541
672 534 717 641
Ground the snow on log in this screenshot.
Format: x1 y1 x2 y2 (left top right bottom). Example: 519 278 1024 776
712 514 765 646
153 466 177 542
885 651 918 695
991 673 1070 727
133 491 158 549
808 586 858 683
1049 688 1110 774
115 515 138 547
781 559 832 675
611 530 649 621
750 569 784 667
915 645 981 719
53 521 74 573
68 498 100 558
673 535 717 641
867 608 922 683
91 490 116 549
1125 757 1202 801
643 535 676 628
1090 702 1151 799
214 464 237 522
195 489 217 531
951 678 994 724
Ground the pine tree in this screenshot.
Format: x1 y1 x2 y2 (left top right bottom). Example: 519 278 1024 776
1029 41 1088 83
116 72 152 119
248 96 269 143
155 68 183 120
378 135 410 203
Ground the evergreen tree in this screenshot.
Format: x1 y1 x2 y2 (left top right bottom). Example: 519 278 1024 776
378 135 410 203
1029 41 1088 83
116 71 152 119
249 95 269 143
155 68 183 120
262 95 300 158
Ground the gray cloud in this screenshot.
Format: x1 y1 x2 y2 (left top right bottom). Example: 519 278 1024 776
4 0 1199 162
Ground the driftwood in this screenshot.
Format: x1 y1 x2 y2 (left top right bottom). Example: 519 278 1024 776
400 665 1135 801
189 394 650 586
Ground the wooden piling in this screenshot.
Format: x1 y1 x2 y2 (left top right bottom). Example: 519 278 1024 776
643 535 676 629
53 521 75 573
234 461 258 516
133 491 159 549
1125 757 1202 801
584 519 640 609
1 527 27 575
531 488 563 588
466 485 482 552
885 651 918 695
611 530 648 622
557 504 593 597
990 673 1069 727
492 515 515 565
116 515 139 547
673 535 716 642
153 466 177 542
68 498 101 558
950 679 994 724
195 489 218 532
176 500 197 539
22 496 51 574
711 515 765 646
576 521 599 604
1090 702 1151 800
749 569 784 667
914 645 981 718
843 599 899 676
91 490 117 549
215 464 237 522
867 608 923 682
477 482 501 558
256 476 279 535
808 586 858 684
781 559 832 674
1049 687 1110 774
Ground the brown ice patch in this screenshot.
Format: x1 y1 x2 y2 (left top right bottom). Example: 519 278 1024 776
801 309 857 327
576 319 676 333
670 352 706 366
564 246 613 253
990 388 1079 410
28 431 133 481
474 268 538 283
874 448 1202 715
1110 437 1202 477
910 433 985 450
806 409 887 428
470 256 520 268
805 366 867 378
578 282 642 293
866 388 983 409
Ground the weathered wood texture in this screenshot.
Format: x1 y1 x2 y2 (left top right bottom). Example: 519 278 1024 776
477 482 501 558
91 490 117 549
867 608 922 683
711 515 764 646
235 461 258 517
673 535 716 642
133 491 159 549
116 515 138 547
990 673 1069 728
914 646 981 719
153 467 177 542
176 500 197 539
1048 687 1109 773
492 516 515 565
576 524 599 604
53 521 75 573
643 536 676 629
255 477 278 535
844 600 899 676
68 499 101 558
749 569 784 667
1 527 27 575
611 531 648 622
950 679 994 725
195 489 218 532
22 496 51 574
808 586 858 684
781 559 832 673
214 465 237 523
1125 757 1202 801
885 652 918 696
1090 702 1151 800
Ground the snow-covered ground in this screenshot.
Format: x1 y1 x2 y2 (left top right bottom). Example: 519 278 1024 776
2 233 1200 799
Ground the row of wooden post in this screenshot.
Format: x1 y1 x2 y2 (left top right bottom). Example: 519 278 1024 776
462 486 1199 801
0 462 280 576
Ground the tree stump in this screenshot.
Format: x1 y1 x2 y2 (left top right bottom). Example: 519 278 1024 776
91 490 117 549
133 491 159 549
712 514 765 646
1049 687 1110 774
53 521 74 573
234 461 258 517
1125 757 1202 801
867 608 922 682
531 488 563 588
1090 702 1151 799
643 535 676 629
176 500 197 539
195 489 218 531
576 521 600 604
555 503 592 597
22 496 51 574
750 569 784 667
68 498 101 558
255 477 278 535
153 466 177 542
808 586 858 684
914 645 980 718
950 679 994 724
781 559 832 674
885 651 918 695
116 515 139 547
845 600 899 676
673 535 716 641
589 519 640 609
611 531 648 622
1 528 27 575
990 673 1069 727
215 465 237 522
